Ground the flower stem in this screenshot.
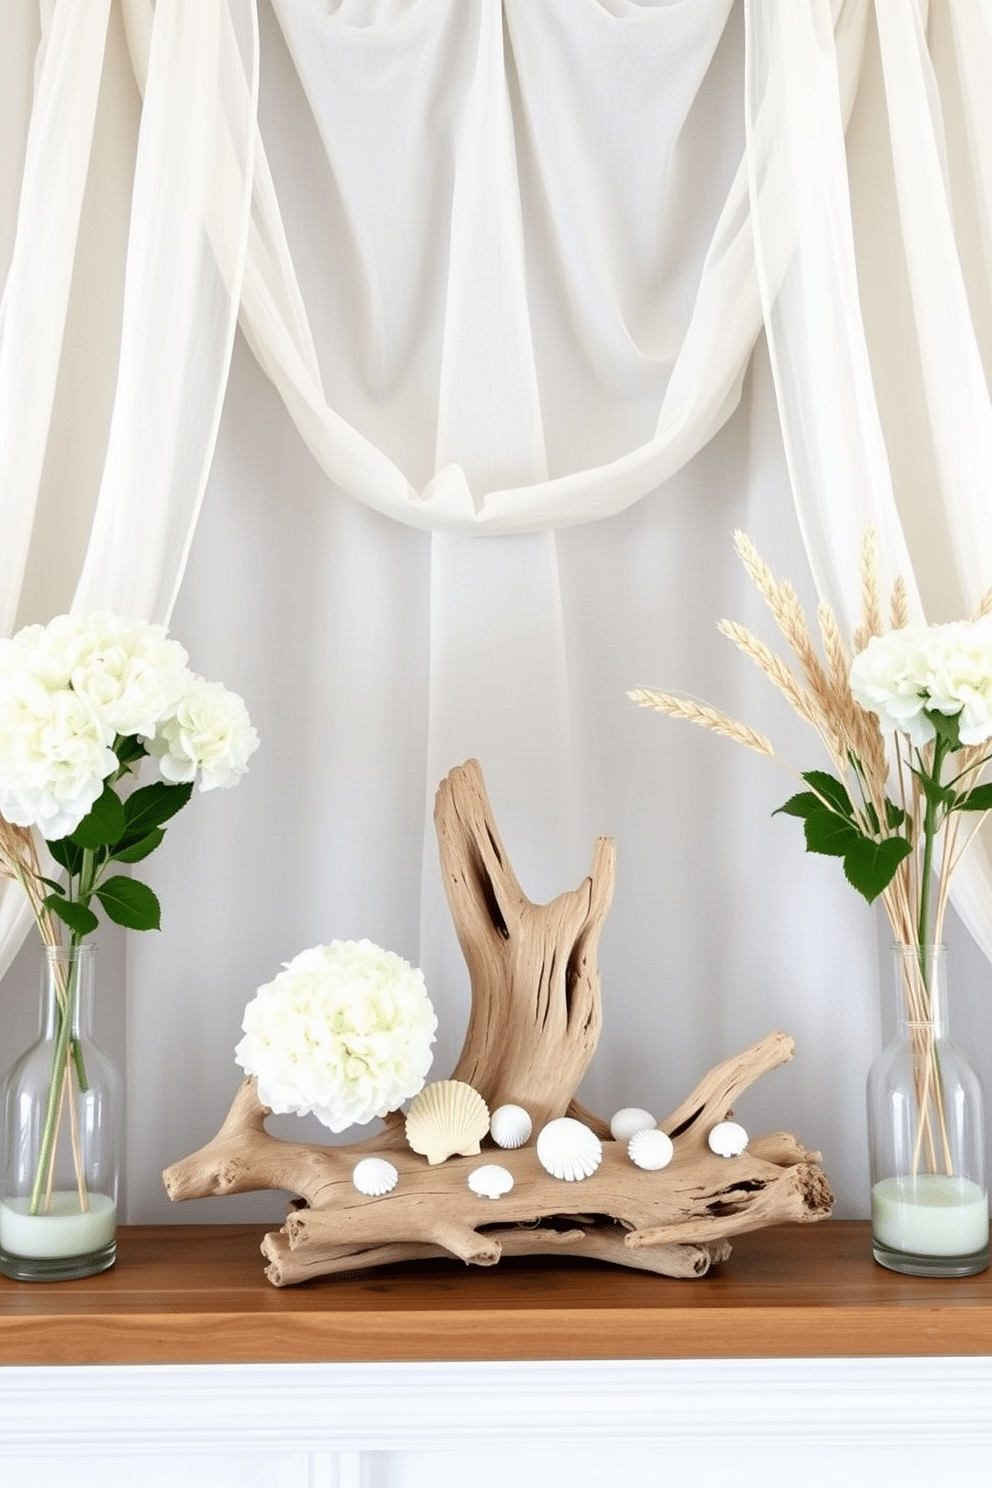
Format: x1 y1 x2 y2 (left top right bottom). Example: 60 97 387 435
29 946 82 1214
28 843 98 1214
904 736 955 1181
916 735 948 972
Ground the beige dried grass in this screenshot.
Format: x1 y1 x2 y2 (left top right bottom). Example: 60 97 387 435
0 818 59 946
715 621 820 727
627 688 775 758
853 527 884 654
631 528 912 859
890 574 911 631
731 532 850 748
634 531 992 1186
973 584 992 621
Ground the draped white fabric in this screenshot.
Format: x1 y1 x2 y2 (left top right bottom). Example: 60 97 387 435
1 0 991 1224
0 0 257 980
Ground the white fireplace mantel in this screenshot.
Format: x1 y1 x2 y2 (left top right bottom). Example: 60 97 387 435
2 1223 990 1486
2 1357 991 1486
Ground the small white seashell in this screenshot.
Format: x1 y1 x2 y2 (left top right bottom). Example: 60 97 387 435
490 1103 533 1149
708 1120 749 1157
467 1164 515 1199
609 1106 656 1142
352 1158 399 1197
405 1079 491 1165
628 1128 674 1171
536 1117 603 1182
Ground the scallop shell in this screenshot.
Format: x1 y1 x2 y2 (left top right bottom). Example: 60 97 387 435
489 1103 533 1150
536 1117 603 1182
628 1128 674 1172
352 1158 399 1197
405 1079 490 1165
467 1163 515 1199
609 1106 656 1142
708 1120 749 1157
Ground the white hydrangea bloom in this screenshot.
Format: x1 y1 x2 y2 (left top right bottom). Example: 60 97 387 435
67 614 190 739
851 620 992 748
0 679 117 838
234 940 438 1132
920 617 992 746
150 674 259 790
0 622 77 692
849 626 936 745
0 611 258 840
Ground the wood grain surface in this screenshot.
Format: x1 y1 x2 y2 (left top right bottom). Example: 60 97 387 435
1 1221 989 1365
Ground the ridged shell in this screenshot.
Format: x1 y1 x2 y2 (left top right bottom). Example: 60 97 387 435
628 1128 674 1171
489 1103 532 1150
352 1158 398 1196
708 1120 749 1157
609 1106 656 1142
467 1163 515 1199
405 1079 490 1165
536 1117 603 1182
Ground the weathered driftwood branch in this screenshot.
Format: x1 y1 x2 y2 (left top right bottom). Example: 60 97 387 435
164 759 833 1284
165 1031 830 1284
436 760 615 1133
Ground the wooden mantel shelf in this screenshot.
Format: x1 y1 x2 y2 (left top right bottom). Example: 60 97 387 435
1 1220 990 1366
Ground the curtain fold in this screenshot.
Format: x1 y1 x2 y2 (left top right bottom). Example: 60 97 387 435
745 0 992 960
0 0 258 982
250 0 762 530
875 0 992 612
75 0 258 618
0 1 112 981
0 0 112 638
744 0 917 619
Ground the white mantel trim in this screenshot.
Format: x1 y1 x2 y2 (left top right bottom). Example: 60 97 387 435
1 1357 990 1455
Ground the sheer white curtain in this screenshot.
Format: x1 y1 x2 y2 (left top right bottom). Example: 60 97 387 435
256 0 764 529
746 0 992 959
1 0 991 1224
0 0 257 980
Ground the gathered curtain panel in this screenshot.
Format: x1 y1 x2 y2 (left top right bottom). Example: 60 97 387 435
2 0 992 1217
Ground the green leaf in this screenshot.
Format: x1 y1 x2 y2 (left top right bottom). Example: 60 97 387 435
94 875 161 931
803 808 861 858
111 828 165 865
909 765 955 812
775 773 859 829
863 797 909 836
800 770 856 819
954 782 992 814
113 734 149 769
885 797 909 831
774 790 823 820
70 784 126 850
42 893 99 938
47 834 84 877
123 780 194 838
842 835 913 904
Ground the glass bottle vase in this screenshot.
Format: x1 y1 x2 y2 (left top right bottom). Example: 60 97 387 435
867 943 989 1277
0 943 122 1281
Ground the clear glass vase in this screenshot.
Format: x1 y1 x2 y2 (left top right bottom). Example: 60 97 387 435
867 943 989 1277
0 943 122 1281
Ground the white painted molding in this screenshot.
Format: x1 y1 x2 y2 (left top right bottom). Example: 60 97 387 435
1 1357 990 1456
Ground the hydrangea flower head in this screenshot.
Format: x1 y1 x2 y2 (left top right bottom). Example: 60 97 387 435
235 940 438 1132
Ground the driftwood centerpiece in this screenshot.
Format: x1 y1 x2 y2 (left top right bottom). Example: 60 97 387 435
164 760 833 1285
